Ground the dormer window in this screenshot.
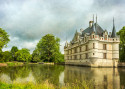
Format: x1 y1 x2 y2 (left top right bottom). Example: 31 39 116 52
105 35 107 40
103 44 107 50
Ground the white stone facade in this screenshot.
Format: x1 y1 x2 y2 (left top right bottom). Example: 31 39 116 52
64 17 120 67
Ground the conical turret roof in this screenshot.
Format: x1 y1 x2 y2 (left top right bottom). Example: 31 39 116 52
111 18 116 38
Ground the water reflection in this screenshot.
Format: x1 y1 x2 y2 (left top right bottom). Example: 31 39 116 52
0 64 64 85
0 64 125 89
64 66 120 89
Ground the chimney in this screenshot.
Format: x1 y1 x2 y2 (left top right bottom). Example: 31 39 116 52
89 21 93 28
109 32 112 37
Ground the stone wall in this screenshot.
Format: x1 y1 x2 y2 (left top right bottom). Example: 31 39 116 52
65 59 119 67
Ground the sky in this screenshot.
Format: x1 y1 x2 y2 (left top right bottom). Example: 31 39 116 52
0 0 125 54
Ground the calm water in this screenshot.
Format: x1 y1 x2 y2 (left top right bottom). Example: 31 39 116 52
0 64 125 89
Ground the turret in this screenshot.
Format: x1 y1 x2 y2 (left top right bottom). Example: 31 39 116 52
92 14 97 34
111 18 116 38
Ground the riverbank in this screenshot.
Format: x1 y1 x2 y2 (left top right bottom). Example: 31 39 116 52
0 62 24 67
0 80 93 89
0 62 55 67
1 61 125 67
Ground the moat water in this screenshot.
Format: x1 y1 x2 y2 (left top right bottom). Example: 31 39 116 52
0 64 125 89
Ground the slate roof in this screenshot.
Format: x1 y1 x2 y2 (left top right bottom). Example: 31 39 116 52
111 18 116 38
82 23 104 36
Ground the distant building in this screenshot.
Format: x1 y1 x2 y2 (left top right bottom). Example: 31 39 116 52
64 15 120 67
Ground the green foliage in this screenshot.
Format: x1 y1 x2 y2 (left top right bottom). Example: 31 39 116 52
11 46 18 61
35 34 64 63
15 48 31 62
54 53 64 63
0 28 10 51
6 62 23 66
0 52 3 62
117 26 125 61
0 80 94 89
0 51 13 62
31 48 41 62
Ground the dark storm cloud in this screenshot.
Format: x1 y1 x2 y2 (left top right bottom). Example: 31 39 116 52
0 0 125 53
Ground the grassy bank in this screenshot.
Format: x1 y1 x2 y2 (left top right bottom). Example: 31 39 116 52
6 62 24 66
0 81 54 89
0 80 94 89
0 62 24 67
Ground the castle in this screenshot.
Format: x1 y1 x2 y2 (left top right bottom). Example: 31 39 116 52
64 15 120 67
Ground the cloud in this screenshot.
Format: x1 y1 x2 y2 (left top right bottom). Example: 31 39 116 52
0 0 125 53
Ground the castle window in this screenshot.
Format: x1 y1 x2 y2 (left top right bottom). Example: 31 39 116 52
80 47 82 52
103 44 107 50
80 55 82 59
74 55 77 59
93 35 94 38
93 43 95 49
113 39 114 41
86 45 88 51
103 53 107 59
75 47 77 53
85 53 88 59
67 56 69 60
93 53 94 55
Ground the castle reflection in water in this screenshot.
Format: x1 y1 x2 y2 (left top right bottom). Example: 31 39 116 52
63 66 120 89
0 65 125 89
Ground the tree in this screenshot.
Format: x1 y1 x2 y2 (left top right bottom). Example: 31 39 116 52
11 46 18 61
32 48 41 62
117 26 125 61
0 28 10 51
36 34 62 62
15 48 31 62
1 51 13 62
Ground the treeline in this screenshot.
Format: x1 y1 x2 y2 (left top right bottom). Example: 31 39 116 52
0 28 64 63
117 26 125 62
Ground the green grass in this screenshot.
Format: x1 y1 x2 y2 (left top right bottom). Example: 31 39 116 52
0 80 94 89
0 82 54 89
6 62 23 66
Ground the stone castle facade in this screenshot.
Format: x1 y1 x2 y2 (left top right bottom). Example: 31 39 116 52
64 16 120 67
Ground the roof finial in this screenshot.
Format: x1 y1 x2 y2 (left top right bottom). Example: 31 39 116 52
113 17 115 26
93 14 94 23
96 14 97 23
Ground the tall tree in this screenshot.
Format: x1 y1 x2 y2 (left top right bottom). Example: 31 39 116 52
36 34 61 62
0 28 10 51
11 46 18 61
117 26 125 61
15 48 31 62
1 51 13 62
32 48 40 62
